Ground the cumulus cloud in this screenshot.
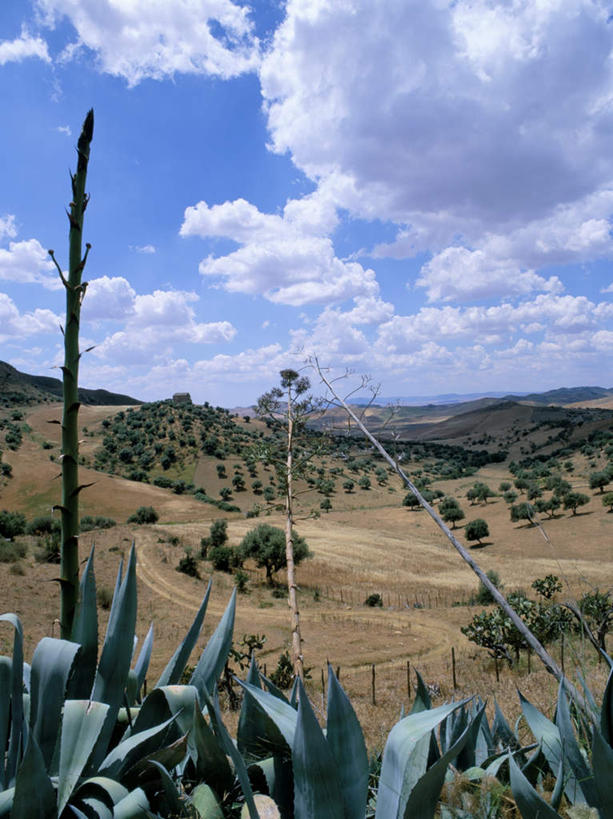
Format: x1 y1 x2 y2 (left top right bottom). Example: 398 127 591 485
260 0 613 259
181 194 378 306
87 284 237 364
0 28 50 65
35 0 259 84
416 246 564 303
0 239 59 290
56 125 71 136
0 216 17 242
132 244 156 254
0 292 60 342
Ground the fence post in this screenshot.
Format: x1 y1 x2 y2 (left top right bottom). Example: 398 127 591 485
451 647 457 689
407 660 411 700
371 664 376 706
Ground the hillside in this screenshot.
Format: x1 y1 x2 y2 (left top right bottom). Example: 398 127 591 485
0 360 142 407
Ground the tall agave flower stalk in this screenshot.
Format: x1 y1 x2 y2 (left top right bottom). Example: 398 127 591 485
48 109 94 639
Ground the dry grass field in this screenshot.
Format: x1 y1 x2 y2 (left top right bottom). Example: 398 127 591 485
1 402 612 749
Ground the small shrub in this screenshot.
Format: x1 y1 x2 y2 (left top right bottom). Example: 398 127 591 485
26 515 61 536
364 592 383 607
0 540 27 563
269 651 294 689
473 570 502 606
127 506 159 525
97 585 113 610
177 549 200 578
234 569 249 593
0 510 26 540
209 544 234 573
271 585 287 599
9 562 25 576
36 533 60 563
80 515 116 532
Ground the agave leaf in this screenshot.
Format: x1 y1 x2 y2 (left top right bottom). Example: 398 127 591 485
402 708 480 819
89 546 137 768
70 545 98 698
375 699 470 819
0 787 14 817
326 665 369 819
133 624 154 699
600 666 613 749
260 673 291 704
67 805 89 818
191 783 224 818
157 580 212 688
132 684 198 739
550 758 565 813
292 679 344 819
492 699 519 750
11 735 55 819
72 775 129 807
189 697 234 796
201 687 260 819
508 753 561 818
554 680 596 806
289 677 299 709
0 656 12 789
238 680 298 750
592 727 613 815
0 614 24 785
238 658 274 762
58 700 110 815
29 637 81 772
519 692 561 765
98 712 178 781
190 589 236 700
455 704 486 772
123 734 188 790
112 786 151 818
72 796 112 818
134 758 184 816
410 669 432 714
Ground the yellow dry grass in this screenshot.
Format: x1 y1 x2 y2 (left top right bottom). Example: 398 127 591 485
1 403 612 748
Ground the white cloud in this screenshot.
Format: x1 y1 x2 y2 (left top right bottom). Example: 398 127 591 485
181 194 377 306
260 0 613 257
89 286 237 364
36 0 259 84
0 215 17 242
132 244 156 254
83 276 136 321
0 239 60 290
0 28 50 65
416 246 564 303
601 283 613 294
56 125 71 136
0 292 60 342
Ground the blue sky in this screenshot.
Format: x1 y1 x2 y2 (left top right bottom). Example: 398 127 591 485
1 0 612 406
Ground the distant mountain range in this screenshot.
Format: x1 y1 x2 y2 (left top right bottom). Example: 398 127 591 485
0 360 141 407
356 386 613 407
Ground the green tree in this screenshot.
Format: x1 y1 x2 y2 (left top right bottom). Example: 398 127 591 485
239 523 311 585
0 510 26 540
464 518 489 545
602 491 613 512
563 492 590 515
320 497 332 513
358 475 371 490
439 497 465 529
403 492 421 510
343 479 355 493
510 502 535 524
589 471 610 493
127 506 158 525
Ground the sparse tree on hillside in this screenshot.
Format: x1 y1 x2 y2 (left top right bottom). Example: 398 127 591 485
590 471 610 493
510 502 535 524
563 492 590 515
465 518 489 545
602 492 613 512
239 523 311 585
439 497 465 529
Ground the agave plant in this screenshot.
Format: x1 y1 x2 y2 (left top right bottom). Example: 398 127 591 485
0 545 253 818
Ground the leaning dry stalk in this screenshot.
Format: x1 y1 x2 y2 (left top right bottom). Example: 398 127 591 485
48 109 94 639
314 360 591 716
285 377 304 680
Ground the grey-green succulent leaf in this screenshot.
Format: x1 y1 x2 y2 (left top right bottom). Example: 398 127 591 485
190 589 237 700
156 580 211 688
555 680 596 806
69 546 98 699
508 753 561 818
11 735 55 819
98 712 178 781
375 699 470 819
58 699 110 815
190 783 224 818
0 614 24 787
30 637 81 772
238 680 298 751
325 665 369 819
592 726 613 816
